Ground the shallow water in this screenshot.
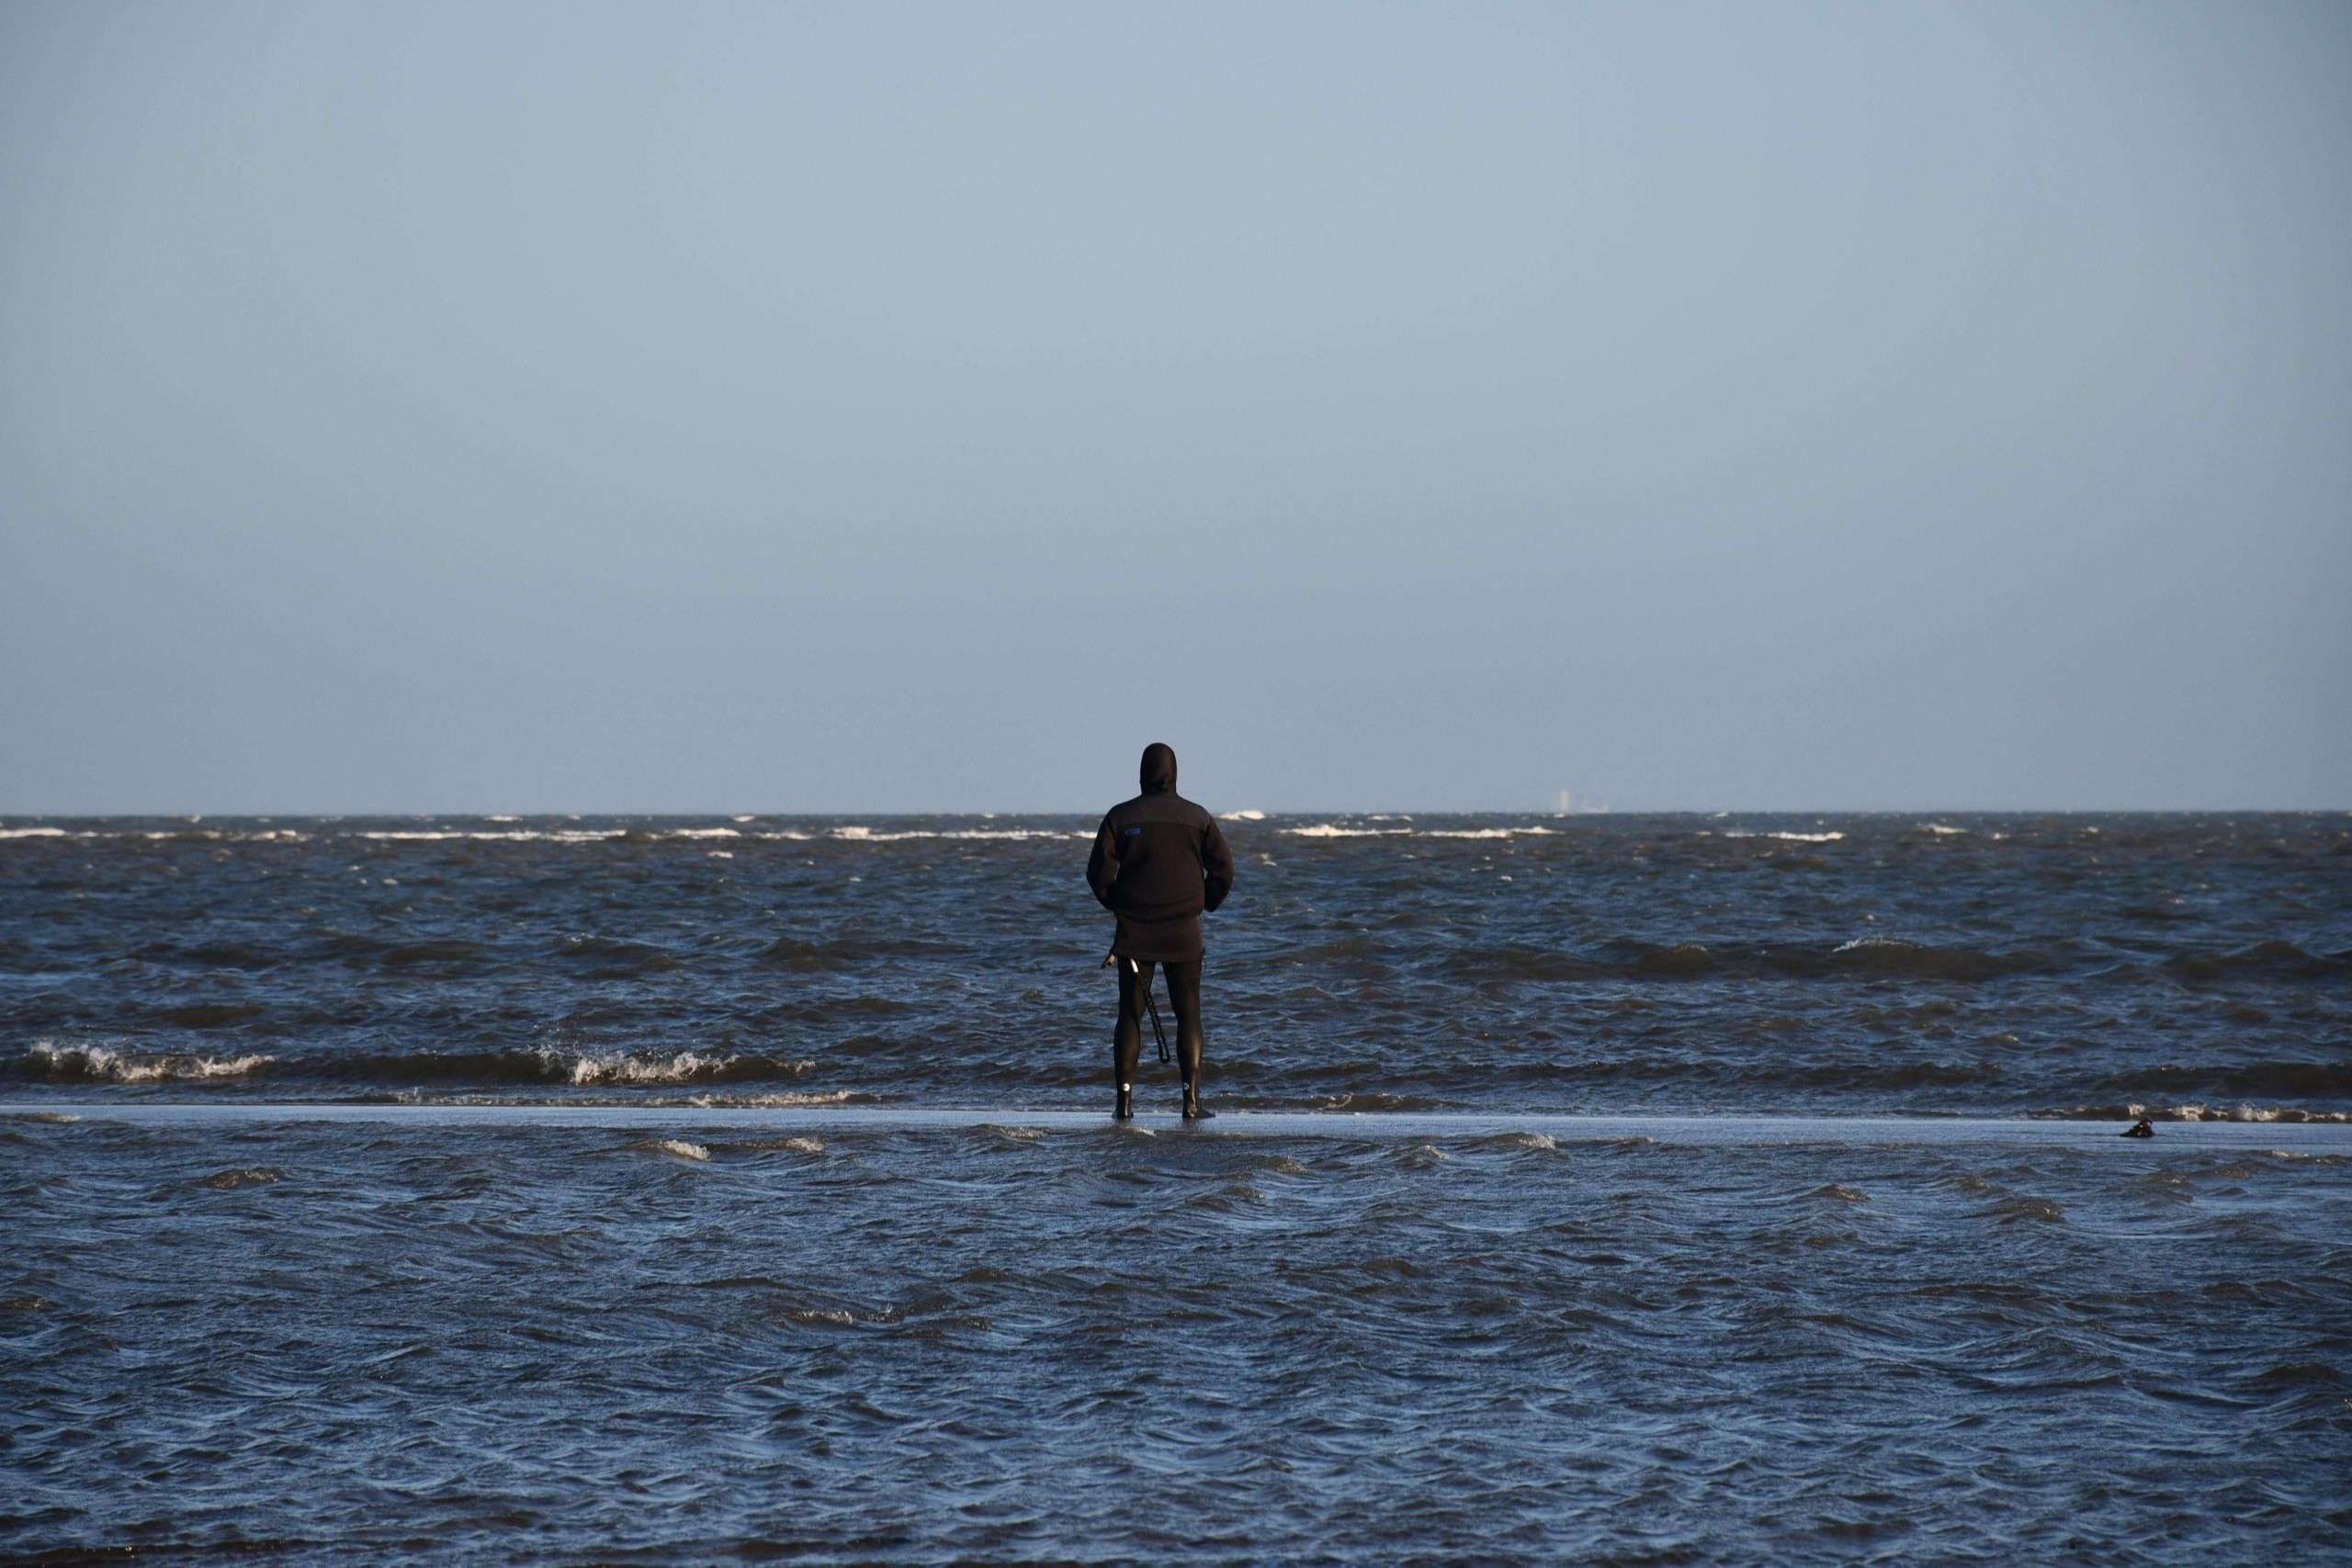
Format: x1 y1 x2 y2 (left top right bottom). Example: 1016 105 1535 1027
3 813 2349 1560
5 1108 2348 1562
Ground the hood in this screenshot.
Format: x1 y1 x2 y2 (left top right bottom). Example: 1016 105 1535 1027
1139 742 1177 795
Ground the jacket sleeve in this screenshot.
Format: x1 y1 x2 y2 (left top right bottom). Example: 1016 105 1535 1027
1086 815 1121 911
1201 814 1235 913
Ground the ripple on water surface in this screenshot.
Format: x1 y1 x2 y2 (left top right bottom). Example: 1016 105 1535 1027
2 1113 2346 1560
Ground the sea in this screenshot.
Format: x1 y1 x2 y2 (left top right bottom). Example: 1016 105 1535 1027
3 812 2347 1562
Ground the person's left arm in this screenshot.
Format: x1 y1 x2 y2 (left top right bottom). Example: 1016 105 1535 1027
1202 814 1234 912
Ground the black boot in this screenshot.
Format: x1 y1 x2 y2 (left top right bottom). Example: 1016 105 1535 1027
1182 1083 1214 1121
1114 1084 1134 1122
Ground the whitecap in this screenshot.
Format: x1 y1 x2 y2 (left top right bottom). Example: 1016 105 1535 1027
682 1089 855 1109
2031 1100 2352 1124
359 829 623 843
28 1041 274 1083
1424 827 1555 839
1219 809 1268 821
952 829 1084 840
560 1049 741 1086
824 827 1079 841
0 826 67 839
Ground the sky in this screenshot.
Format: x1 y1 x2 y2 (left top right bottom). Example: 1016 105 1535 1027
3 1 2346 814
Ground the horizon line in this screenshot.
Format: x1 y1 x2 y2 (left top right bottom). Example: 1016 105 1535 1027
6 805 2348 820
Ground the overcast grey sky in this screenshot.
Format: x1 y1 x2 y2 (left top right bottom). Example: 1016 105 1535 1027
3 1 2346 813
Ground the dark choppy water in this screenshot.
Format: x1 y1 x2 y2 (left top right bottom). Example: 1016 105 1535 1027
4 813 2350 1561
4 812 2348 1120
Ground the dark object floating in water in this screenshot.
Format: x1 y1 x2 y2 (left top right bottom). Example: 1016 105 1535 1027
2122 1117 2155 1138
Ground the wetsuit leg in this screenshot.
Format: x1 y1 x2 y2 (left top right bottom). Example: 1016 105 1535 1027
1114 959 1154 1106
1163 958 1204 1089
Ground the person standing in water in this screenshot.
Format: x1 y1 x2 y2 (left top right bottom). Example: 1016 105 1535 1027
1086 742 1235 1121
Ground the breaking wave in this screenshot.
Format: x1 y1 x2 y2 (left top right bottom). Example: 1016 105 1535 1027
617 1138 711 1161
358 829 626 843
315 1047 816 1087
2030 1102 2352 1124
1423 827 1556 840
379 1087 864 1109
826 826 1082 841
24 1042 275 1083
0 824 1089 848
1277 822 1554 840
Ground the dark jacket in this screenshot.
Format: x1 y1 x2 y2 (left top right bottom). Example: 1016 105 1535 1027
1087 743 1235 963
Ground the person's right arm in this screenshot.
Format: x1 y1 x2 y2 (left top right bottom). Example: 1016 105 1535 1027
1086 814 1121 910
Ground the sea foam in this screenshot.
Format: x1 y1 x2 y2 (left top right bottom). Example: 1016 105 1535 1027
27 1041 274 1083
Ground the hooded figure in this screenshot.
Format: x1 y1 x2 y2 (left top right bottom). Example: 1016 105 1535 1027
1088 743 1233 962
1087 743 1235 1118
